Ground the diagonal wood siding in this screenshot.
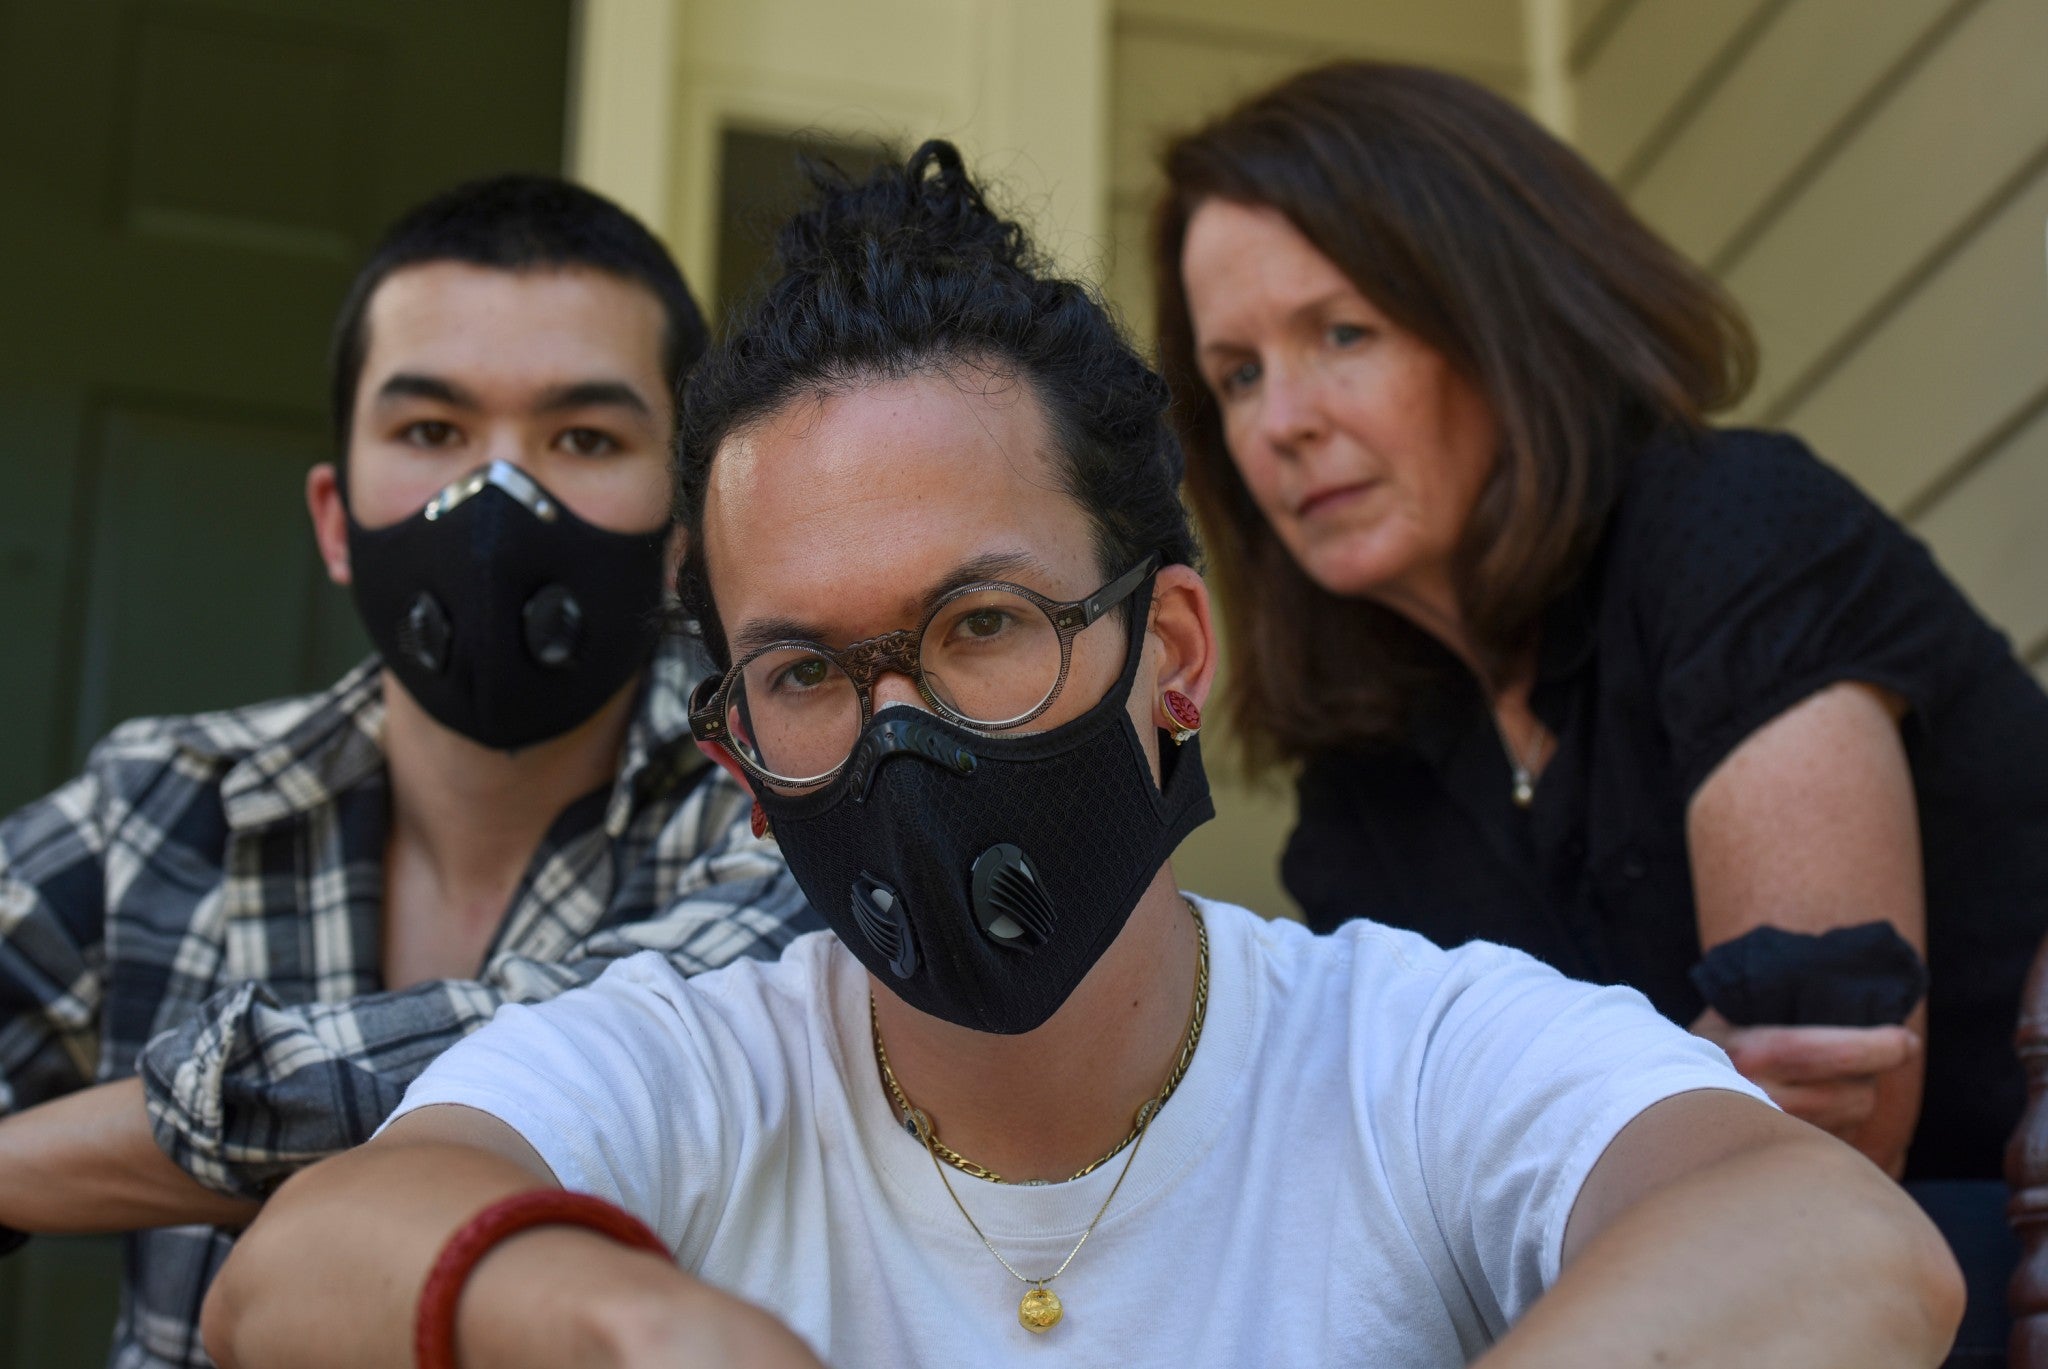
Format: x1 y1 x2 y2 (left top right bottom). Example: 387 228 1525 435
1574 0 2048 679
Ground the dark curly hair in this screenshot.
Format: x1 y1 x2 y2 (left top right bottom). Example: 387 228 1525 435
675 140 1198 667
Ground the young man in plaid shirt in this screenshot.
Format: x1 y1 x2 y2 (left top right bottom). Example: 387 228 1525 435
0 176 817 1367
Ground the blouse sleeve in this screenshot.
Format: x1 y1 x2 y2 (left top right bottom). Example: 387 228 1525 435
1622 429 1988 800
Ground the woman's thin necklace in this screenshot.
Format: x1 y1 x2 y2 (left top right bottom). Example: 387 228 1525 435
1492 709 1550 809
869 899 1208 1334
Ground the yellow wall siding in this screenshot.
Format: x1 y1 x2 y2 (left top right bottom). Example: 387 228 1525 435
1576 0 2048 686
1622 0 1955 268
574 0 1113 298
1570 0 1778 183
1789 163 2048 513
1719 0 2048 422
1914 404 2048 663
1118 0 1526 75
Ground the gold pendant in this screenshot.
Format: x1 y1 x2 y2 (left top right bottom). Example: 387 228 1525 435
1511 771 1535 808
1019 1285 1063 1333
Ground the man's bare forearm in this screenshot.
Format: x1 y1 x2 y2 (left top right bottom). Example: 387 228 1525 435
0 1078 258 1233
1481 1133 1962 1368
203 1122 818 1369
205 1135 618 1369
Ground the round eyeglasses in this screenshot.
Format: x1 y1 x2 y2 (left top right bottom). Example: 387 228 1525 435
689 555 1160 788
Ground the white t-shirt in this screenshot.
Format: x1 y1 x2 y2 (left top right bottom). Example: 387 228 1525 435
389 899 1767 1366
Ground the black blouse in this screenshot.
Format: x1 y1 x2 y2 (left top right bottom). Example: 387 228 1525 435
1284 428 2048 1181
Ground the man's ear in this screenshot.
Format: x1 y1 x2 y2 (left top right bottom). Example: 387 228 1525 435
1146 563 1220 725
695 738 758 799
307 463 351 586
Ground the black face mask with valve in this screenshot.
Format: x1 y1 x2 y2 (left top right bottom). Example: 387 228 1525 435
751 578 1214 1035
345 460 668 751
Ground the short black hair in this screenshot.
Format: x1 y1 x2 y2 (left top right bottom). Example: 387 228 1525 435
330 174 708 449
675 140 1198 666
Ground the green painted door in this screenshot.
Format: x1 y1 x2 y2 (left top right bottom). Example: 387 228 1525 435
0 1 571 1361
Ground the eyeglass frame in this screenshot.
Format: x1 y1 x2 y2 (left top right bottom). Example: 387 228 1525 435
689 552 1162 787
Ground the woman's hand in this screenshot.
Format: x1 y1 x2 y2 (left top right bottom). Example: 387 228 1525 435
1689 1008 1919 1176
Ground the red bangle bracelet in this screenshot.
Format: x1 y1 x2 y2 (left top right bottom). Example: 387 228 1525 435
415 1190 670 1369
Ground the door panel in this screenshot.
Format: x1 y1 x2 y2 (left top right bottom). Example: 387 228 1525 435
66 401 335 754
0 0 573 807
0 1 572 1361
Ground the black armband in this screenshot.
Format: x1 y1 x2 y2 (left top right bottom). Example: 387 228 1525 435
1690 921 1929 1027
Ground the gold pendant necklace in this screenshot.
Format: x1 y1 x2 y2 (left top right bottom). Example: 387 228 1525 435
871 899 1208 1332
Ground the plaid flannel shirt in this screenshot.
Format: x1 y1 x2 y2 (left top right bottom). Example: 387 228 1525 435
0 637 817 1368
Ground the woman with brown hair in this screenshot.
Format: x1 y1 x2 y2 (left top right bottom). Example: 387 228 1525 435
1155 60 2048 1357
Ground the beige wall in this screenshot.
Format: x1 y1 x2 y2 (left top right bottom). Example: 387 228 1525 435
1571 0 2048 695
570 0 1113 292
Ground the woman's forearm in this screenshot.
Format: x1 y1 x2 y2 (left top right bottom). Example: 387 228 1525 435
1481 1132 1962 1368
0 1077 258 1232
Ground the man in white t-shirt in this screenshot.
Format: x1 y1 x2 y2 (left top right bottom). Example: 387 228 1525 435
201 142 1963 1369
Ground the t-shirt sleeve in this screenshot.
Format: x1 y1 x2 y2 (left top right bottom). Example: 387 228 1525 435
380 951 757 1257
1405 939 1772 1329
1624 429 1984 799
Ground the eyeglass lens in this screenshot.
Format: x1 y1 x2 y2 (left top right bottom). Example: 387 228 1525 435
723 587 1066 783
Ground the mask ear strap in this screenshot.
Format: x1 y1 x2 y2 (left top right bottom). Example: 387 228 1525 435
1111 573 1158 690
1155 725 1215 838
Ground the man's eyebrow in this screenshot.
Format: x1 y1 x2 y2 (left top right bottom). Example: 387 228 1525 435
723 551 1058 661
535 380 655 418
374 373 476 408
917 551 1048 614
727 615 831 660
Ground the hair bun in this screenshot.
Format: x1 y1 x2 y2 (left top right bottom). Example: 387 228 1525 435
771 138 1033 284
674 137 1198 670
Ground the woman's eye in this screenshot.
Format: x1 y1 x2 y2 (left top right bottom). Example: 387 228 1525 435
559 428 618 457
1216 360 1260 397
1329 323 1371 347
400 420 458 448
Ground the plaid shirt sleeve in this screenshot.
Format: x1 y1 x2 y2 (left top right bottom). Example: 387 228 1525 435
137 772 819 1199
0 770 112 1115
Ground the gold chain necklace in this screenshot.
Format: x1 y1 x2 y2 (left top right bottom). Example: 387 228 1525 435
871 906 1208 1183
870 900 1208 1333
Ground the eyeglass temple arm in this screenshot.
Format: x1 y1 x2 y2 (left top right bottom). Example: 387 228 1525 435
1077 553 1162 626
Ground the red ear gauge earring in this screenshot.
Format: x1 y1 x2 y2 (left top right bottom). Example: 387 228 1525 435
1162 689 1202 745
750 801 773 841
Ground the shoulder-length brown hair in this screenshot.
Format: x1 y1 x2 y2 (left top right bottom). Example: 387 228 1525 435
1153 61 1755 773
